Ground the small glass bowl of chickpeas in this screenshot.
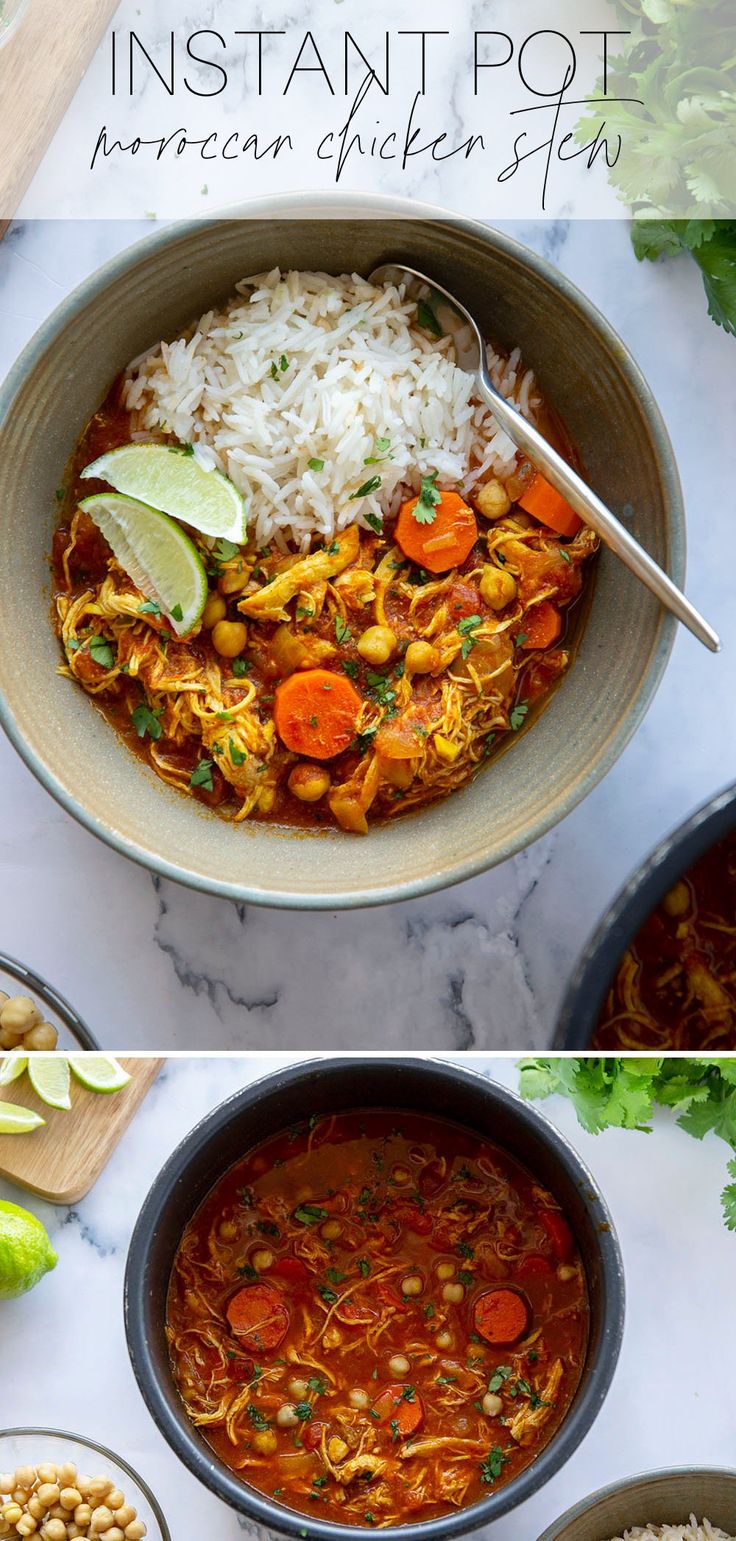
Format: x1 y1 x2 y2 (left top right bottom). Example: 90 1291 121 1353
0 955 98 1054
0 1431 170 1541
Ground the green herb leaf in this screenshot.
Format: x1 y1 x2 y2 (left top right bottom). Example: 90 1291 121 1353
342 659 359 680
480 1446 509 1484
232 658 249 677
308 458 325 472
364 511 384 535
190 759 214 791
171 603 183 623
417 299 443 338
335 615 351 644
413 470 443 525
295 1401 313 1421
88 635 115 669
357 1258 371 1277
138 599 162 618
229 738 247 766
131 702 163 742
214 538 240 564
350 475 382 501
509 701 529 732
294 1204 329 1226
247 1403 270 1431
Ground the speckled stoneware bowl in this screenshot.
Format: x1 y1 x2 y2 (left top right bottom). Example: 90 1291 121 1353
0 193 684 907
538 1467 736 1541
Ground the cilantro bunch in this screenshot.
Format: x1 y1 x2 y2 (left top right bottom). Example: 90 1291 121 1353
519 1057 736 1230
575 0 736 336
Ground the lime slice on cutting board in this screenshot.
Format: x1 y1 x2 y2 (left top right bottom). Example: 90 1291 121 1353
0 1103 45 1134
81 443 247 544
28 1055 72 1111
69 1054 131 1093
0 1053 27 1086
79 493 208 637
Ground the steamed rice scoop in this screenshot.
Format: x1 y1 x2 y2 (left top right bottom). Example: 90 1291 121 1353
607 1523 735 1541
122 268 535 551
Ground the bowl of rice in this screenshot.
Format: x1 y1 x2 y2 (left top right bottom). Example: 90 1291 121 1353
0 194 683 906
538 1468 736 1541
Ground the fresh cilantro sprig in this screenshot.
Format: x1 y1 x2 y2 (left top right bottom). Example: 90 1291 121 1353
520 1057 736 1231
412 471 442 525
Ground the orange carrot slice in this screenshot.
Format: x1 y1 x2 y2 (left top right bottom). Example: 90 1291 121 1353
373 1383 424 1436
518 472 582 536
520 600 562 650
395 491 478 574
273 668 361 760
473 1288 529 1346
226 1283 289 1351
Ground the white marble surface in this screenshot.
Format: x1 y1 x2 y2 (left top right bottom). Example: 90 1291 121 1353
1 1052 734 1541
0 216 735 1051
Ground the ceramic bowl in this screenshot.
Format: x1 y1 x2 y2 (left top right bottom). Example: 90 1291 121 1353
125 1055 625 1540
0 950 98 1050
0 193 684 906
557 780 736 1047
538 1466 736 1541
0 1427 171 1538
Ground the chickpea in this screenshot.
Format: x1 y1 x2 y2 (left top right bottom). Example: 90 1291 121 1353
435 1331 454 1350
112 1510 135 1531
41 1523 66 1541
87 1481 112 1502
35 1471 57 1489
392 1166 411 1184
405 640 439 675
288 1377 309 1401
442 1282 465 1304
348 1387 370 1409
56 1471 76 1491
557 1264 577 1282
24 1022 59 1052
75 1480 93 1500
663 880 690 918
3 1505 22 1527
357 625 397 666
251 1247 274 1272
73 1508 92 1530
436 1261 455 1281
218 1220 238 1242
15 1472 36 1493
212 619 247 659
125 1526 147 1541
104 1531 125 1541
475 478 511 521
320 1219 342 1242
202 592 227 629
218 564 251 596
253 1430 278 1457
37 1488 60 1511
28 1499 45 1523
0 1478 14 1496
288 764 331 803
17 1518 37 1537
1 999 39 1033
401 1274 423 1297
0 1024 23 1049
388 1354 410 1378
479 565 517 610
59 1492 81 1513
90 1506 114 1534
257 784 276 814
482 1392 504 1417
276 1404 299 1428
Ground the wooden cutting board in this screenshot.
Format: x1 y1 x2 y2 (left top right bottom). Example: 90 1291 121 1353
0 1059 163 1203
0 0 119 238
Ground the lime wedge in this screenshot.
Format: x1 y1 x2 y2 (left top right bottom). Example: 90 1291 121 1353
81 443 247 544
28 1055 72 1111
0 1103 45 1134
79 493 208 637
0 1053 27 1086
69 1054 131 1094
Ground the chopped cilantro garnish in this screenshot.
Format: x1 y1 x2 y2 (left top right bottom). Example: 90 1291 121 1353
350 475 382 500
357 1258 371 1277
232 658 249 677
335 615 351 644
317 1283 338 1304
294 1204 329 1225
247 1403 270 1430
294 1401 313 1421
88 635 115 669
417 298 443 337
308 458 325 472
342 659 359 680
509 701 529 731
171 603 183 623
229 738 247 766
214 537 240 563
487 1365 512 1393
413 470 442 525
515 632 529 647
480 1446 509 1484
190 759 214 791
364 510 384 535
131 702 163 742
138 599 161 619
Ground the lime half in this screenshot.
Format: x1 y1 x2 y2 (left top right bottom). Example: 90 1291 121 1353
0 1102 45 1134
28 1055 71 1111
0 1053 27 1086
81 443 247 544
69 1054 131 1094
0 1199 57 1298
79 493 208 637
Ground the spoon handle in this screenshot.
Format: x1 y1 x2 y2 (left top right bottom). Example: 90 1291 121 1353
476 375 720 654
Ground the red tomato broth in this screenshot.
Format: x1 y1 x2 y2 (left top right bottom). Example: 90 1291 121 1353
166 1110 589 1527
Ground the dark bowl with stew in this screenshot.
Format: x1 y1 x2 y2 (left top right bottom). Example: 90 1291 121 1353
557 780 736 1049
124 1056 625 1540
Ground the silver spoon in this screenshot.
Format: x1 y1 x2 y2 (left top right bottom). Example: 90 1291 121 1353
369 262 720 654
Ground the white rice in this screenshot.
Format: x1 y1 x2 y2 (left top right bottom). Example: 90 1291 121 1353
123 268 540 551
607 1521 734 1541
